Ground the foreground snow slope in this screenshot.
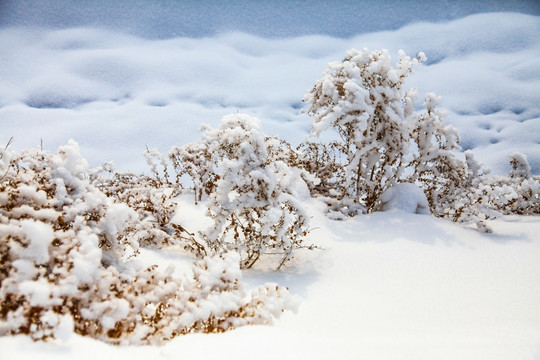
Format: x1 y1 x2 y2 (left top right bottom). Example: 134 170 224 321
2 198 540 360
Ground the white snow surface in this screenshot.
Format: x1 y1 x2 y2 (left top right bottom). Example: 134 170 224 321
1 11 540 360
2 205 540 359
380 182 430 214
1 12 539 174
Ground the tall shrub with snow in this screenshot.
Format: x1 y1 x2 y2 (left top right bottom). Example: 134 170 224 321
181 114 314 269
303 48 476 217
0 141 295 344
303 48 426 212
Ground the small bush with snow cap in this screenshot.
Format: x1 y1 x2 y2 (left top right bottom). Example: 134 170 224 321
183 113 314 269
508 152 531 179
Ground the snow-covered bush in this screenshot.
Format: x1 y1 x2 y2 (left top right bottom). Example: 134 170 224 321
302 48 479 218
93 150 205 256
169 141 218 205
0 141 295 344
508 151 531 179
303 48 424 212
181 114 314 269
435 151 539 232
301 47 540 230
408 92 468 210
69 251 295 345
0 141 135 340
303 48 469 215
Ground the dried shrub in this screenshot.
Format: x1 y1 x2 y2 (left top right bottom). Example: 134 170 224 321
296 141 345 198
304 49 421 212
180 114 315 270
0 141 295 344
435 151 540 232
302 47 538 229
168 142 219 205
92 149 205 256
303 48 434 213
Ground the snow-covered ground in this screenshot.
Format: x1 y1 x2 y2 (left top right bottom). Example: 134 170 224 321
2 202 540 359
1 8 540 360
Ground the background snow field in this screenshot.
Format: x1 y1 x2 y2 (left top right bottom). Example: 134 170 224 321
1 5 540 360
1 12 539 174
1 0 539 39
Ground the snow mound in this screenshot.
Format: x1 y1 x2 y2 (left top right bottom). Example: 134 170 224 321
380 182 430 214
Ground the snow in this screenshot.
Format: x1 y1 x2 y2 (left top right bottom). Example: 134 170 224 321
19 219 54 264
1 12 539 174
18 278 52 307
1 0 539 38
380 182 430 214
2 209 540 359
1 6 540 360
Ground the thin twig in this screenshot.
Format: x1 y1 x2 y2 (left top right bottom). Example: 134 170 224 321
5 136 14 150
1 137 15 181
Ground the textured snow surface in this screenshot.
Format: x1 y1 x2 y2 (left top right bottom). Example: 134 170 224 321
1 12 539 174
2 206 540 359
1 9 540 360
2 0 538 39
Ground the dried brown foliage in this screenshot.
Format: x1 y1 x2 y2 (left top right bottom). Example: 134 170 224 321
0 142 294 344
